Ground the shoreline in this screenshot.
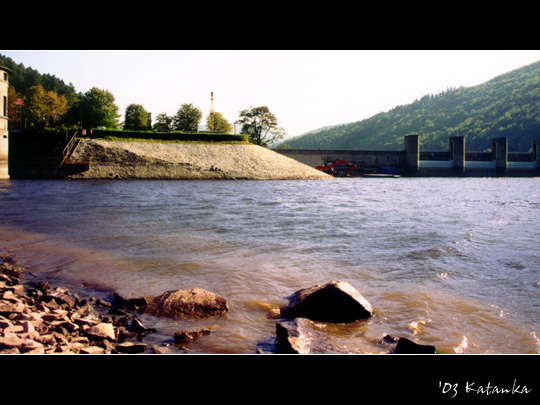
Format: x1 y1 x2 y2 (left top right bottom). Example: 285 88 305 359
0 249 180 354
0 249 434 355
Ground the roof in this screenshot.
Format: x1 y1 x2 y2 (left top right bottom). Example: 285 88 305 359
0 65 12 73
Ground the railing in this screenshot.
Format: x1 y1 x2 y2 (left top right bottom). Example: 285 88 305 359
465 152 493 161
508 152 535 162
420 151 451 160
61 132 79 164
59 132 92 166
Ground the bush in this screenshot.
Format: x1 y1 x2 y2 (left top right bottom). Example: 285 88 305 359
89 129 248 143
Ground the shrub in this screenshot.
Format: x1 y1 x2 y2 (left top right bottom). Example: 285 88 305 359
89 129 248 143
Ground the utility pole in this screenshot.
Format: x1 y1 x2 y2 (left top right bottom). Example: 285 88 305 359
210 92 216 132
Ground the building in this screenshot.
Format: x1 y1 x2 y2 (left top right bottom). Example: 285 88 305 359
0 65 10 179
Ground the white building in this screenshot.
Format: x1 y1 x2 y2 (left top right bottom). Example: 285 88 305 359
0 65 10 179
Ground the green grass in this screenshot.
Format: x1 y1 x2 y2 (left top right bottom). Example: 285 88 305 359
88 129 250 144
94 136 252 145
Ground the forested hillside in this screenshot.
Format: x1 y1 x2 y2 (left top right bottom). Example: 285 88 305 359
0 54 78 101
1 53 90 130
280 60 540 152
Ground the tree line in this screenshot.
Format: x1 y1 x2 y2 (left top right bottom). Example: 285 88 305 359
1 54 284 146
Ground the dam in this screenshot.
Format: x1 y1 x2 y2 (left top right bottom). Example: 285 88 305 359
275 134 540 176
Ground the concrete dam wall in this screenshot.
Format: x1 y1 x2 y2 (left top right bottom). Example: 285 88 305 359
275 135 540 176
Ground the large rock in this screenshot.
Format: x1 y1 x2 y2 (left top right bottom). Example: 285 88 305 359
174 327 213 344
114 341 149 354
390 336 437 354
275 318 365 354
275 318 313 354
83 323 116 341
145 288 228 318
281 281 373 322
112 292 147 311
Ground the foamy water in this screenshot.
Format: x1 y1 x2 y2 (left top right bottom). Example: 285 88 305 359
1 177 539 353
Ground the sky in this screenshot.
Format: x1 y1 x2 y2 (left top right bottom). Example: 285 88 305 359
2 50 540 139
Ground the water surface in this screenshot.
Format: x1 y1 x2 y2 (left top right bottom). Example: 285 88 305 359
1 177 539 354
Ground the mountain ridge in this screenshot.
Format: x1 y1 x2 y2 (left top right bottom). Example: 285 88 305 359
278 60 540 152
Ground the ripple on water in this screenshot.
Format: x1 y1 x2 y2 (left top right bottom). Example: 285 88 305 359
1 178 540 353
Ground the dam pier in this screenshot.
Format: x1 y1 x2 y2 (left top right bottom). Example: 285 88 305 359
276 135 540 177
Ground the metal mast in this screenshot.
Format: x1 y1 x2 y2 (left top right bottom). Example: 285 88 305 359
210 92 215 132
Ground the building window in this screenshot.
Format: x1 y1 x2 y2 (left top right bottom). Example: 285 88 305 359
2 96 6 117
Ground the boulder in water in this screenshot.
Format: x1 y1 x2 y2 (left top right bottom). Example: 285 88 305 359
281 280 373 323
390 336 437 354
145 288 228 319
275 317 366 354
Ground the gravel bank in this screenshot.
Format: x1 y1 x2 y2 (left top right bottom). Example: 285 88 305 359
0 252 167 354
68 140 332 180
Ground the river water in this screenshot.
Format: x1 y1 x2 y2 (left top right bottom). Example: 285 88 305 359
1 177 539 354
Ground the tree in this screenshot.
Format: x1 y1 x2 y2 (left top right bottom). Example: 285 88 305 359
8 86 23 130
79 87 120 129
8 84 70 131
24 85 48 129
153 113 173 132
172 103 202 132
237 106 285 146
124 104 150 130
206 111 232 134
44 90 69 127
1 53 80 130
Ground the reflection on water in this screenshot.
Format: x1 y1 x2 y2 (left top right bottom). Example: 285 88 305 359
1 177 540 353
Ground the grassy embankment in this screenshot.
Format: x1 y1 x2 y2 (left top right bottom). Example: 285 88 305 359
89 129 251 145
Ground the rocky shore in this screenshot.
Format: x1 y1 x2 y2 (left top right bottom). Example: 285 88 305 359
0 253 158 354
1 249 439 354
67 140 332 180
0 248 241 354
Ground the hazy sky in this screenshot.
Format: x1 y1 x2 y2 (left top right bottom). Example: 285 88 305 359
3 50 540 138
